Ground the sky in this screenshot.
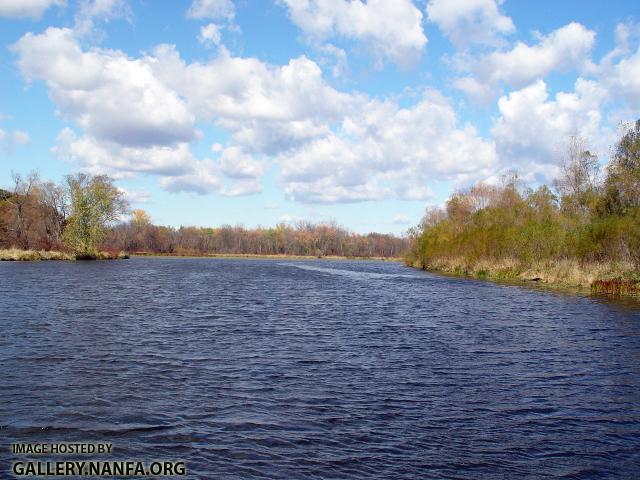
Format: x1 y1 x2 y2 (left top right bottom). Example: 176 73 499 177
0 0 639 234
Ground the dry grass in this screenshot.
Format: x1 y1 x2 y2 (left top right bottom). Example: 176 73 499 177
411 255 639 291
0 248 75 261
0 248 130 261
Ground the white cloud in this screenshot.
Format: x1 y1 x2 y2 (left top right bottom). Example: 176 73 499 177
160 160 222 195
13 24 506 203
588 23 640 111
393 214 411 225
218 146 265 179
486 23 595 86
52 130 227 196
0 0 65 19
427 0 514 47
186 0 234 20
279 91 497 203
492 78 611 182
151 44 352 154
601 48 640 109
454 22 596 99
13 28 196 148
318 43 349 79
51 128 265 196
0 128 30 152
52 128 199 177
118 187 152 204
221 179 262 196
198 23 222 47
74 0 131 36
452 76 494 103
279 0 427 67
13 130 30 145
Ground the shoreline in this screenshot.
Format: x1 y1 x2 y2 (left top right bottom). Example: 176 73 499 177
0 249 402 262
131 252 403 261
407 256 640 298
0 249 128 261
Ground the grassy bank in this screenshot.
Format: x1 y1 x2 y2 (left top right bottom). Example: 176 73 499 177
132 252 402 261
0 248 129 261
406 123 640 298
407 255 640 295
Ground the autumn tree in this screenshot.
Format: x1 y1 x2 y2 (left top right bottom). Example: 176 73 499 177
63 174 128 256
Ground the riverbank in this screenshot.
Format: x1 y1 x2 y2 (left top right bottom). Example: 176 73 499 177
0 249 128 261
406 256 640 296
132 252 402 261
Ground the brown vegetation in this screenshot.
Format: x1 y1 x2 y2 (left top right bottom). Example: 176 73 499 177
407 121 640 295
1 174 407 260
105 221 407 259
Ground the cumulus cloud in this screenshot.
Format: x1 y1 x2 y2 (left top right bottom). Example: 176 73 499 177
279 0 427 67
485 23 595 85
12 28 196 148
198 23 222 47
491 78 611 182
0 0 65 19
588 23 640 111
218 146 265 179
600 50 640 110
279 91 497 203
151 44 352 154
427 0 514 47
159 160 222 195
186 0 234 20
13 23 506 202
51 128 199 177
454 22 596 100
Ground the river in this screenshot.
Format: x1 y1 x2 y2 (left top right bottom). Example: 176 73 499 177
1 258 639 478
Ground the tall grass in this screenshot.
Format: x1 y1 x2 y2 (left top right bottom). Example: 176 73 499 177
0 248 75 261
0 248 129 261
409 255 638 289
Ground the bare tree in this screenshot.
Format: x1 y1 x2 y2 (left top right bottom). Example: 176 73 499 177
39 181 68 248
7 171 39 249
553 135 599 198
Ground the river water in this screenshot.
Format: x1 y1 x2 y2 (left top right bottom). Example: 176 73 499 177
1 258 639 479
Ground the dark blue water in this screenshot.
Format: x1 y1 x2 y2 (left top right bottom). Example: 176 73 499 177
1 258 639 479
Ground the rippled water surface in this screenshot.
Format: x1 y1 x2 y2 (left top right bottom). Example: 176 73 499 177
1 258 639 479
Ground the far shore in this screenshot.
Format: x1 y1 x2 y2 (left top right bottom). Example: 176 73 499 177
131 252 403 261
0 248 402 262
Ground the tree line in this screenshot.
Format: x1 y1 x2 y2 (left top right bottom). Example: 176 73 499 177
0 175 408 258
105 215 407 258
407 120 640 273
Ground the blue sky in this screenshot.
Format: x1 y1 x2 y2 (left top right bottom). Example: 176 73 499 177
1 0 639 234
